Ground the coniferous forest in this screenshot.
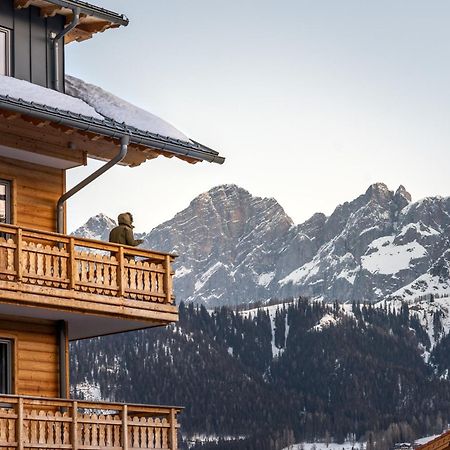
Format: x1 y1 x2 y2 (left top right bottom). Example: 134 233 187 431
70 300 450 450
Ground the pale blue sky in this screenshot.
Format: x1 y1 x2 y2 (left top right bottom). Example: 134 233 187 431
66 1 450 231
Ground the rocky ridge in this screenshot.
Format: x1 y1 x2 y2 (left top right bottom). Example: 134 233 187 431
73 183 450 307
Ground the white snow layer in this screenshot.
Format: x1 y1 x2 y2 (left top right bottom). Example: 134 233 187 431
258 271 275 287
65 75 190 142
361 236 427 275
0 74 192 143
283 441 365 450
0 74 103 119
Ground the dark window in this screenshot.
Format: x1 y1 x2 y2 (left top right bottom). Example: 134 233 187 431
0 180 11 225
0 27 11 76
0 340 12 394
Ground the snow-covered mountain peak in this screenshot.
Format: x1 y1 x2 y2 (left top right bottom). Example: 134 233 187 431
73 213 116 241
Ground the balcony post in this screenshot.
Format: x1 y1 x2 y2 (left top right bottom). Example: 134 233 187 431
118 246 125 297
170 408 177 450
16 397 24 450
15 228 22 281
68 237 76 290
164 255 172 304
121 405 128 450
71 401 78 450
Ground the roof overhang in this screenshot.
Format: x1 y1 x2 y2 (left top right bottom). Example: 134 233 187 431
0 96 225 167
14 0 129 43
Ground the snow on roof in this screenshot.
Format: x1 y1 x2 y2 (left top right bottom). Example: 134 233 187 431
0 74 191 144
65 75 190 143
0 75 103 119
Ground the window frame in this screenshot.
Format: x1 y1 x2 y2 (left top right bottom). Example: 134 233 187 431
0 179 11 225
0 26 11 77
0 339 13 395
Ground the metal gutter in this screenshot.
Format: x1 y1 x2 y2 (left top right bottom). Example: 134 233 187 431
52 7 80 91
0 96 225 164
45 0 129 27
56 135 129 233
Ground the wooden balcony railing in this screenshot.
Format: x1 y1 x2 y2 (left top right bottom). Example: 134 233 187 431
0 224 176 322
0 394 181 450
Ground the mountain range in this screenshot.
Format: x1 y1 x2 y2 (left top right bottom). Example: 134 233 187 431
73 183 450 307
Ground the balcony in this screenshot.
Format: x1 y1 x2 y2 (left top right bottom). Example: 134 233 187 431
0 394 181 450
0 224 178 339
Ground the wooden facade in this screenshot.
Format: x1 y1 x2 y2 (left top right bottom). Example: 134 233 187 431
0 317 60 398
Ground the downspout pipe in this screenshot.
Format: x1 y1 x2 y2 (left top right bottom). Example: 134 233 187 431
52 7 81 92
56 135 129 234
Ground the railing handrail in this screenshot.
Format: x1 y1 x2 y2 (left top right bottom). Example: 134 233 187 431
0 393 183 413
0 223 177 259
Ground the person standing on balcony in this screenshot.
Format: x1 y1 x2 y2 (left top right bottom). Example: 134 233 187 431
109 213 143 260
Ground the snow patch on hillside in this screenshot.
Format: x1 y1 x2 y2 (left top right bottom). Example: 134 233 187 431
283 441 365 450
361 236 427 275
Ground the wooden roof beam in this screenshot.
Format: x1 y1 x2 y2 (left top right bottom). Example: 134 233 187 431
14 0 33 9
39 4 61 18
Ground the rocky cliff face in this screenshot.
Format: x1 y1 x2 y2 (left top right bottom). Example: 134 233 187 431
73 183 450 307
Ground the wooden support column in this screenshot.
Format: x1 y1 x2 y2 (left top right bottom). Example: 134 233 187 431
170 408 177 450
122 405 128 450
71 401 78 450
16 397 24 450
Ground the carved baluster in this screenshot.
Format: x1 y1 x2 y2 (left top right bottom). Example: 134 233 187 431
98 414 106 447
46 411 54 445
8 409 14 448
142 262 151 296
161 418 169 449
38 411 46 444
91 414 98 446
128 260 137 298
110 257 118 289
80 254 88 290
134 261 143 299
62 412 70 445
154 418 161 449
36 245 44 284
0 409 8 443
83 414 90 446
147 419 154 449
131 416 140 448
139 417 147 449
113 415 121 448
149 264 156 290
30 411 37 446
27 243 36 280
105 415 113 448
54 412 62 445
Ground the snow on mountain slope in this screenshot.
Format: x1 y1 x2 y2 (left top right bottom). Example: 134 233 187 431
73 183 450 307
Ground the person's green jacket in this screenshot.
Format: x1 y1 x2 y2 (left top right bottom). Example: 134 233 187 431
109 213 143 247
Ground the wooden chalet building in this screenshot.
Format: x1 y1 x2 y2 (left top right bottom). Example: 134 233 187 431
416 432 450 450
0 1 224 449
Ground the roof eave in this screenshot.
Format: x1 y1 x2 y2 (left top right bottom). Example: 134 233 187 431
0 97 225 165
43 0 129 27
